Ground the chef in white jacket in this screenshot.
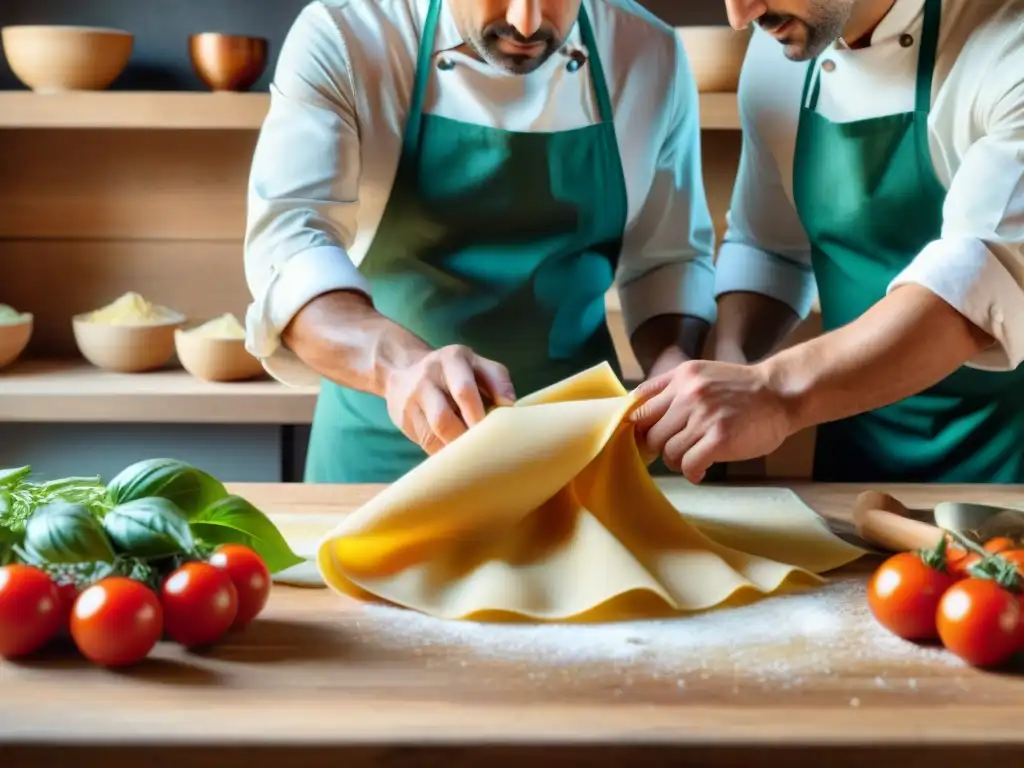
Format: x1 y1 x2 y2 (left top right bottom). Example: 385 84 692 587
632 0 1024 484
243 0 717 482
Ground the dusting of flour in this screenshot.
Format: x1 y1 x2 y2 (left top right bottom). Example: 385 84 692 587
349 578 963 683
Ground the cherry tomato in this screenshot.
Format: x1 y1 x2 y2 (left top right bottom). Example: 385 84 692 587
985 537 1017 554
0 564 63 658
70 577 163 667
996 549 1024 577
54 581 80 634
161 562 238 647
867 552 958 640
946 545 980 578
209 544 271 628
937 578 1020 667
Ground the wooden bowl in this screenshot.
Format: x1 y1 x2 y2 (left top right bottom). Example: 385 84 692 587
188 33 268 92
0 315 32 370
175 323 264 382
676 25 752 93
1 25 133 92
72 313 186 373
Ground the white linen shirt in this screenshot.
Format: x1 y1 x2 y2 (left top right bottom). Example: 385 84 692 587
243 0 716 387
716 0 1024 371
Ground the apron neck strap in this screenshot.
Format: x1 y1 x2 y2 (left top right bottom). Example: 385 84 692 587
404 0 614 154
801 0 942 113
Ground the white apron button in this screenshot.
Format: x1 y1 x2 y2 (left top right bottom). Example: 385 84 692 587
437 57 454 71
821 59 836 72
899 33 914 47
566 51 587 72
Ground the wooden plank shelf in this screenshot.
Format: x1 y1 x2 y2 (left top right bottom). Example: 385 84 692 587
0 90 741 130
0 359 317 424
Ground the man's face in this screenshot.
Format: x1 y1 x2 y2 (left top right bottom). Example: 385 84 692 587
726 0 856 60
449 0 581 75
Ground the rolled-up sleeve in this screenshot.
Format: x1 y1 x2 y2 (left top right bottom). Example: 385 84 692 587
614 33 717 336
713 62 817 319
244 1 370 387
888 37 1024 371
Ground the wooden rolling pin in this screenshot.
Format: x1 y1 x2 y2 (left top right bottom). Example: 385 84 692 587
852 490 945 553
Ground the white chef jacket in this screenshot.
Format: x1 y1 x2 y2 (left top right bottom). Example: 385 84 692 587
243 0 716 387
716 0 1024 371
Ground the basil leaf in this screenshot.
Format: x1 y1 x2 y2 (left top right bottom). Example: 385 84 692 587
103 497 195 558
0 527 19 566
24 501 116 563
107 458 227 517
191 495 303 573
0 466 30 488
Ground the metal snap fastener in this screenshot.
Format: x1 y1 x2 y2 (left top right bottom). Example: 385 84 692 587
899 33 914 47
821 59 836 72
566 50 587 73
437 57 454 71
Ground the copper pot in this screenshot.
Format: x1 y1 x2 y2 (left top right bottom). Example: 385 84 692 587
188 33 268 92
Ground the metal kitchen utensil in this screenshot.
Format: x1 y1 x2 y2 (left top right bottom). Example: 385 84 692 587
933 501 1024 542
852 492 1024 554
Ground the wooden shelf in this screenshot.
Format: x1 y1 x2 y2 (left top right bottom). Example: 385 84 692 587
0 360 317 424
0 91 269 130
698 92 741 130
0 90 740 130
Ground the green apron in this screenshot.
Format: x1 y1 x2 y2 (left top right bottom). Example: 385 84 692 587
792 0 1024 483
305 0 628 483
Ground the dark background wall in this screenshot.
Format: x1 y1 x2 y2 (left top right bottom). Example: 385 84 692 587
0 0 728 91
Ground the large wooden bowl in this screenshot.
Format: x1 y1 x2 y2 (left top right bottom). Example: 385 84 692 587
188 33 268 92
676 25 753 93
72 313 186 373
0 316 32 370
1 25 133 92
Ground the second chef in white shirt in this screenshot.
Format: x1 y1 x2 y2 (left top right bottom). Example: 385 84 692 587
633 0 1024 485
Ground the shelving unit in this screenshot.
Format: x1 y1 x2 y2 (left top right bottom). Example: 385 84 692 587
0 90 741 131
0 360 317 424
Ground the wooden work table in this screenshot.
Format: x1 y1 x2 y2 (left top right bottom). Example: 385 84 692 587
5 481 1024 767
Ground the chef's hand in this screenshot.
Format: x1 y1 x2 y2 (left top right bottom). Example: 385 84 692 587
383 345 516 455
628 360 795 484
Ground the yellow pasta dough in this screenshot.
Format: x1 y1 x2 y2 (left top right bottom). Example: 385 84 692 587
283 362 865 621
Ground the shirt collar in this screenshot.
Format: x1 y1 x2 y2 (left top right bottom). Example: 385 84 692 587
833 0 926 50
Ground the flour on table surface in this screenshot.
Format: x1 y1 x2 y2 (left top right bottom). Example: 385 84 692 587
348 578 963 683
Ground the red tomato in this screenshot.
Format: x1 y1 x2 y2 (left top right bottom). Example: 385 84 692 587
944 540 976 578
997 549 1024 577
70 577 163 667
209 544 270 628
867 552 957 640
54 581 80 634
161 562 238 647
984 537 1017 554
0 564 63 658
937 578 1020 668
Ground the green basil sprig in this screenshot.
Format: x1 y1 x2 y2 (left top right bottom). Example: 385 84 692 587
103 497 196 558
23 501 116 564
191 495 304 573
106 458 227 517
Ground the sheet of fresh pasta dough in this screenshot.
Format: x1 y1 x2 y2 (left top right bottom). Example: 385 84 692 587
271 363 865 620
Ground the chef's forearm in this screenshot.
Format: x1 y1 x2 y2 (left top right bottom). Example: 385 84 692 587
713 291 800 364
281 290 432 395
631 314 710 375
761 285 994 432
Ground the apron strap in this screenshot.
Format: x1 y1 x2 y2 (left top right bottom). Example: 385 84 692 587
576 3 615 125
915 0 941 113
402 0 444 157
801 0 942 115
403 0 615 154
